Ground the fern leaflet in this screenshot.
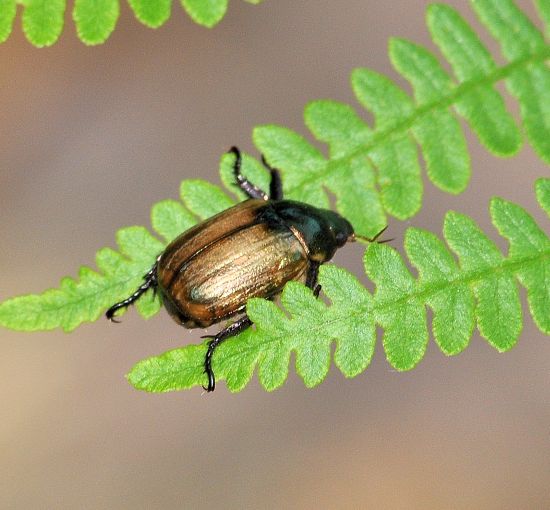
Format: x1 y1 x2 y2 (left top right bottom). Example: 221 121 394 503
3 0 264 46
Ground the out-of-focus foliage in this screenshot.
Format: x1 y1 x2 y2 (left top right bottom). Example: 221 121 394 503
2 0 264 46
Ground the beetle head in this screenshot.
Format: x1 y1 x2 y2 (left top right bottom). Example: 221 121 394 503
322 210 355 248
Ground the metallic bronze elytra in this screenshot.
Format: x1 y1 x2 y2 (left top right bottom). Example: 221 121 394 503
106 147 369 392
159 207 308 327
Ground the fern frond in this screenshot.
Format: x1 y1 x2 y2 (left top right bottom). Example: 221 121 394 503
0 173 243 331
0 226 164 331
125 178 550 393
253 0 549 234
5 0 264 46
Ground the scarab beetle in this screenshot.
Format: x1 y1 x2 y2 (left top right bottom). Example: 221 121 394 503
106 147 386 392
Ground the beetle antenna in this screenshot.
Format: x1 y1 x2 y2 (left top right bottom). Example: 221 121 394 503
354 226 393 245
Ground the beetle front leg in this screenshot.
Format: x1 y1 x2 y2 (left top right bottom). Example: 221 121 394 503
305 261 321 297
201 315 253 392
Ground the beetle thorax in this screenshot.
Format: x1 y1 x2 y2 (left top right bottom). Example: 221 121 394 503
272 201 354 263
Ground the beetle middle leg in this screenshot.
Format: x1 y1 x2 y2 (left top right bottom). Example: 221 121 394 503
105 258 159 322
201 315 253 392
305 261 322 297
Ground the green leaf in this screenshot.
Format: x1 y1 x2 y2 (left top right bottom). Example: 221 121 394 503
351 68 423 219
327 157 386 239
389 38 470 194
0 0 16 43
180 0 228 28
321 265 375 378
237 0 549 231
366 242 428 370
300 100 386 234
8 0 263 43
490 196 550 334
0 245 157 332
22 0 66 47
127 266 377 393
427 4 521 156
2 169 549 391
443 211 521 351
128 344 207 392
405 228 474 355
472 0 545 60
535 0 550 36
304 100 370 159
253 125 330 209
253 125 326 179
122 180 549 393
180 179 235 219
151 199 197 243
73 0 119 45
127 0 171 28
536 177 550 217
0 197 197 331
470 0 550 163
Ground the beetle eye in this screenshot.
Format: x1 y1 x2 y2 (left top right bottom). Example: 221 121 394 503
335 231 347 246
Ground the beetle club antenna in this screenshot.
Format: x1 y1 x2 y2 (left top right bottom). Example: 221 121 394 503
353 226 393 245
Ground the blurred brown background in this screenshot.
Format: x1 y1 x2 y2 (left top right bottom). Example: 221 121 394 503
1 1 549 508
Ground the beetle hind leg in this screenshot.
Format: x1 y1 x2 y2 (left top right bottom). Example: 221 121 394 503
229 146 284 201
201 315 253 392
105 260 159 322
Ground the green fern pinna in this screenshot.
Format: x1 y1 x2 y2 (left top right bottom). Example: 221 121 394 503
1 0 264 46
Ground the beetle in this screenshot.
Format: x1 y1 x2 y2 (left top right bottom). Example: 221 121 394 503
106 147 386 392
